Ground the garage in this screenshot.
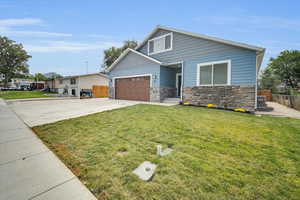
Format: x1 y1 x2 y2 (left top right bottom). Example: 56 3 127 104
115 76 150 101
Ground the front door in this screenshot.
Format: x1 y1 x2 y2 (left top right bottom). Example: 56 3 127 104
176 74 182 97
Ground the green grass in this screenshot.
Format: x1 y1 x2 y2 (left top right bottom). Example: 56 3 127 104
0 90 53 99
33 105 300 200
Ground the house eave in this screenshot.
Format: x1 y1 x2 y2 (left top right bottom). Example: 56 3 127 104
106 48 162 73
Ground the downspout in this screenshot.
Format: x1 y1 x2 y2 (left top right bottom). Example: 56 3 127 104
78 76 80 99
180 61 184 102
255 54 258 110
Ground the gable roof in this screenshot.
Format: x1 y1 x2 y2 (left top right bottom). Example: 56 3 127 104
136 25 265 52
106 48 162 72
61 72 109 80
136 25 265 70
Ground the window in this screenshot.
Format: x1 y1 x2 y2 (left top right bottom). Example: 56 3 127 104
70 78 76 85
197 60 231 85
59 79 63 84
148 33 173 55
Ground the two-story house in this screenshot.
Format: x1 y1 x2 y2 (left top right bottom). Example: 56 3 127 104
107 26 265 111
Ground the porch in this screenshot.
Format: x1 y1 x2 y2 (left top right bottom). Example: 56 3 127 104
159 63 182 102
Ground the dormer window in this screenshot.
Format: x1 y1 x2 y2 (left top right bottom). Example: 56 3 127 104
148 33 173 55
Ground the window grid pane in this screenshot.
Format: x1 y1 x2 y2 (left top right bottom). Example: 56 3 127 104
149 41 154 53
200 65 212 85
213 63 228 85
153 37 165 52
165 35 171 49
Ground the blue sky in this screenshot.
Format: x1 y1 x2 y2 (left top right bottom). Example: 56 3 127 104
0 0 299 76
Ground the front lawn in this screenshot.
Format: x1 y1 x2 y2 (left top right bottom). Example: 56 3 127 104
0 90 53 99
33 105 300 200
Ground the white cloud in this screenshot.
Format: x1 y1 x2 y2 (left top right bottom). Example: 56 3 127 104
0 18 42 26
2 30 72 37
0 18 72 38
87 34 115 39
24 40 122 53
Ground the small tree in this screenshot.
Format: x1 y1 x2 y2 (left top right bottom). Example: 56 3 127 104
44 72 63 80
0 36 31 87
33 73 47 81
101 40 138 70
267 50 300 89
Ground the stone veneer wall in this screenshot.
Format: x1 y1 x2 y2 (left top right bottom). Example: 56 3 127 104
150 87 160 102
159 87 176 101
183 85 256 111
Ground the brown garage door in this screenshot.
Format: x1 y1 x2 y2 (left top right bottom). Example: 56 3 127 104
115 76 150 101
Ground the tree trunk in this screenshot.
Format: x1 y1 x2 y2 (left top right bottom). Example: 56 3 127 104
4 77 8 88
3 73 10 88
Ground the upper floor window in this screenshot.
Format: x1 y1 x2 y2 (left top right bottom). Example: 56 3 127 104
59 79 63 84
70 78 76 85
197 60 231 86
148 33 173 55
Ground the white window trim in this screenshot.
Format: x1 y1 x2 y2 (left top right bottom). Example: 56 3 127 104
148 33 173 55
196 60 231 86
176 73 182 97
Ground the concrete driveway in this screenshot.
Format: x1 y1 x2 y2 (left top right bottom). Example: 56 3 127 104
7 98 139 127
8 98 176 127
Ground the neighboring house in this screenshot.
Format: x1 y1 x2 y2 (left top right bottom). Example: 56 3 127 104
45 79 60 92
9 78 36 89
107 26 265 111
57 73 109 97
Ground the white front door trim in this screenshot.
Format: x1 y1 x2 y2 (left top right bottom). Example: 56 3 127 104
176 73 182 97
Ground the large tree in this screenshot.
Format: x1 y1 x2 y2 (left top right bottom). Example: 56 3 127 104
101 40 138 70
267 50 300 89
0 36 31 87
259 67 281 92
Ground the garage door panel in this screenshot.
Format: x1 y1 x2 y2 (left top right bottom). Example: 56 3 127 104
115 76 150 101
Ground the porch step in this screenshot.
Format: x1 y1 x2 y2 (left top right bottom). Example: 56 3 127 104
162 98 180 104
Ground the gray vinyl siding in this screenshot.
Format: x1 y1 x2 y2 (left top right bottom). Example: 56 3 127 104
160 66 177 88
184 52 256 86
108 51 160 87
137 29 257 86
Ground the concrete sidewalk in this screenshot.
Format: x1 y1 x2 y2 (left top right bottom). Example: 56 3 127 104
0 99 96 200
256 101 300 119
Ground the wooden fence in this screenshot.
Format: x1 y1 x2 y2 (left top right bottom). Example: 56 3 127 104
258 90 272 101
272 94 300 111
92 85 109 98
